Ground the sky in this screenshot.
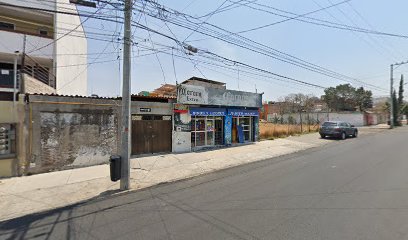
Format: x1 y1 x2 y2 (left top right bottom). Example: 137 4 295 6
77 0 408 101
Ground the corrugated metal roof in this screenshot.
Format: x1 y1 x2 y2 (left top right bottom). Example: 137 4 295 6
26 93 176 101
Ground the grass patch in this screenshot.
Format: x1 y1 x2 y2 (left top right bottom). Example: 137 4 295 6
260 123 319 140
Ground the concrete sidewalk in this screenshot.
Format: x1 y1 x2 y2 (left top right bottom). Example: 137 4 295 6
0 127 386 221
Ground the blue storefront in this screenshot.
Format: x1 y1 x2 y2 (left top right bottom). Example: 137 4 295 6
173 79 262 152
188 107 259 149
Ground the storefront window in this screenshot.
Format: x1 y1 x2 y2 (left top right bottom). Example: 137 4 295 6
232 116 253 142
191 116 223 148
214 117 223 145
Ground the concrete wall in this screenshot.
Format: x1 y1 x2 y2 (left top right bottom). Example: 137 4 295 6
27 95 120 174
131 101 173 115
55 0 87 96
0 16 53 38
268 112 365 126
172 132 191 153
24 74 56 94
328 113 365 126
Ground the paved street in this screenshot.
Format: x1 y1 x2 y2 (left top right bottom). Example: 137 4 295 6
1 126 408 240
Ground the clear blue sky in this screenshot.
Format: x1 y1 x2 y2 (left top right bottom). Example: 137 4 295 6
78 0 408 101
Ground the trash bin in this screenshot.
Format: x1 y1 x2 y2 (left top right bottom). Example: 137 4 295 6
110 155 121 182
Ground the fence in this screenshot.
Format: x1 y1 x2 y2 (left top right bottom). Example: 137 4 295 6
267 112 366 127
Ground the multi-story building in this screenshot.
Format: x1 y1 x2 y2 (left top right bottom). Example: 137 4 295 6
0 0 87 177
0 0 87 99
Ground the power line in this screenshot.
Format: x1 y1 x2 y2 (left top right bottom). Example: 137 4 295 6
142 12 167 84
345 1 407 63
28 1 112 53
317 0 398 62
234 0 351 35
4 0 392 93
137 39 329 89
183 0 228 41
133 2 387 91
197 0 258 19
221 0 408 40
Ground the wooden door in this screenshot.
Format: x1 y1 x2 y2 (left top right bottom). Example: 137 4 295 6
131 117 172 155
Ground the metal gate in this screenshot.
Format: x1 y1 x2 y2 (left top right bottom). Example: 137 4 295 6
131 115 172 155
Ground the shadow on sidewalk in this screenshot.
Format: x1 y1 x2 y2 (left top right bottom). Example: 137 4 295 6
0 188 145 239
0 140 350 239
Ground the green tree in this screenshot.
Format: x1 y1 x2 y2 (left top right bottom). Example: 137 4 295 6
355 87 373 111
398 74 404 113
321 84 372 112
392 89 400 126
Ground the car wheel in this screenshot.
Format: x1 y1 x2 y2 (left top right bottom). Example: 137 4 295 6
353 130 358 138
320 134 325 139
341 132 346 140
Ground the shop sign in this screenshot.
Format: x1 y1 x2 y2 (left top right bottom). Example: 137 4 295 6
139 108 151 113
177 84 208 104
177 84 262 108
173 103 189 113
190 107 226 116
228 109 259 116
208 88 262 108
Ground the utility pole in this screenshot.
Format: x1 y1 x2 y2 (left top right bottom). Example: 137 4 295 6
20 35 26 93
390 64 394 129
120 0 132 190
13 51 20 104
70 0 131 190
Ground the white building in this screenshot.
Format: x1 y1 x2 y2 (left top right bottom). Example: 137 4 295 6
0 0 87 99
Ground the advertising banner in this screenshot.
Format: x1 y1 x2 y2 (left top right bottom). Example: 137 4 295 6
177 84 208 105
173 104 191 132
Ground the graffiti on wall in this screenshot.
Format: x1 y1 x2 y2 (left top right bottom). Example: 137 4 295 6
254 116 260 141
174 104 191 132
224 115 232 145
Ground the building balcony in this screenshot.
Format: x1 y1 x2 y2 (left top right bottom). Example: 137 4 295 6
0 0 55 11
0 30 54 60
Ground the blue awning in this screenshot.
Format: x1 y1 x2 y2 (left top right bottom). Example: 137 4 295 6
190 107 227 116
228 109 259 116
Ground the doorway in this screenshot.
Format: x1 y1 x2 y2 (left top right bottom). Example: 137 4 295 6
131 115 172 155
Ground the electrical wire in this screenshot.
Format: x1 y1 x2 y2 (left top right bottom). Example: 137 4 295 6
0 3 392 94
183 0 228 41
133 3 387 91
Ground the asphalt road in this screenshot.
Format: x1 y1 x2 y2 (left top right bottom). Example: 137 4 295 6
1 127 408 240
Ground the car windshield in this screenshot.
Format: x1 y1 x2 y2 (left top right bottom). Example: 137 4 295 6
322 122 338 127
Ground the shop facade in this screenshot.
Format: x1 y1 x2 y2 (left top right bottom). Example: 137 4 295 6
172 81 262 152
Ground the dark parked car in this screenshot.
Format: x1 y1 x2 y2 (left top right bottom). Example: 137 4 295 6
319 121 358 140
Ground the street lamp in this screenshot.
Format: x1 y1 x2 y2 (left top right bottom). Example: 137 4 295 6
390 60 408 129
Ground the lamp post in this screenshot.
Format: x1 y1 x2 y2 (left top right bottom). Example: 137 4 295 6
390 60 408 129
